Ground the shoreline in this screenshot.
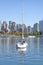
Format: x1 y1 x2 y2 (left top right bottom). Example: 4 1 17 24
0 34 20 38
0 34 43 37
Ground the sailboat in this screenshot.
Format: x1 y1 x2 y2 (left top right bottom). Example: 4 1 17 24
16 0 27 48
16 25 27 48
16 35 27 48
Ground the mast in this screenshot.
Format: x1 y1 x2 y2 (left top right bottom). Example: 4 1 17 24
22 0 24 39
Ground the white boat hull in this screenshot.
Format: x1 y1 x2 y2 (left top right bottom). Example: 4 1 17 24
28 36 36 38
16 42 27 48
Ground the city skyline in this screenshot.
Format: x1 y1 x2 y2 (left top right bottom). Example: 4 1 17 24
0 20 40 27
0 0 43 26
0 19 43 34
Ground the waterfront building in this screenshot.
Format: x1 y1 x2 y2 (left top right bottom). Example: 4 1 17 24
18 24 22 29
9 21 12 29
1 21 8 32
16 24 27 32
17 24 22 32
16 24 18 31
11 22 16 33
33 23 39 32
31 27 34 33
22 24 27 32
39 20 43 34
0 21 2 32
27 26 32 34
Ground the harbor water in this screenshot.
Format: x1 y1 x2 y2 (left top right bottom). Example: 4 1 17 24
0 36 43 65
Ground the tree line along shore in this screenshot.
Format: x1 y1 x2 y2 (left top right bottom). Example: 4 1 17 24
0 31 43 37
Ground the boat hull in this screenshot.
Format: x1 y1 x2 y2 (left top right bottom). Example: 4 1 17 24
16 42 27 48
28 36 36 38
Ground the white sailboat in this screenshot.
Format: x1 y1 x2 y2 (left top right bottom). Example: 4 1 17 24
16 40 27 48
16 0 27 48
16 25 27 48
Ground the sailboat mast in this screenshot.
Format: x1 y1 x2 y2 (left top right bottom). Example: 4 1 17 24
22 0 24 39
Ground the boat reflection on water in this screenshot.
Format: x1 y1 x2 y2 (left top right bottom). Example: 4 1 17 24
16 48 27 65
17 48 27 52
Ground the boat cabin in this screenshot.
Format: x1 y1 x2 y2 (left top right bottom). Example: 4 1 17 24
21 39 26 44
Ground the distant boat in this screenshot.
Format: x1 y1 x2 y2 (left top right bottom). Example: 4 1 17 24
28 35 36 38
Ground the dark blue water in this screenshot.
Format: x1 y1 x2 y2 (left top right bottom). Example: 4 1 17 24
0 36 43 65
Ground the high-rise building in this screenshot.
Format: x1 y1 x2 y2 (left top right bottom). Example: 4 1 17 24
9 21 12 29
39 20 43 33
27 26 32 33
22 24 27 32
1 21 8 32
11 22 16 33
0 21 2 32
16 24 22 32
33 23 39 32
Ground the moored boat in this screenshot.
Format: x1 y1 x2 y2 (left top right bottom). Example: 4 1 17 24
16 39 27 48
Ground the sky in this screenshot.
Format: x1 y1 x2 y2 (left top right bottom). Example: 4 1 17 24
0 0 43 27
